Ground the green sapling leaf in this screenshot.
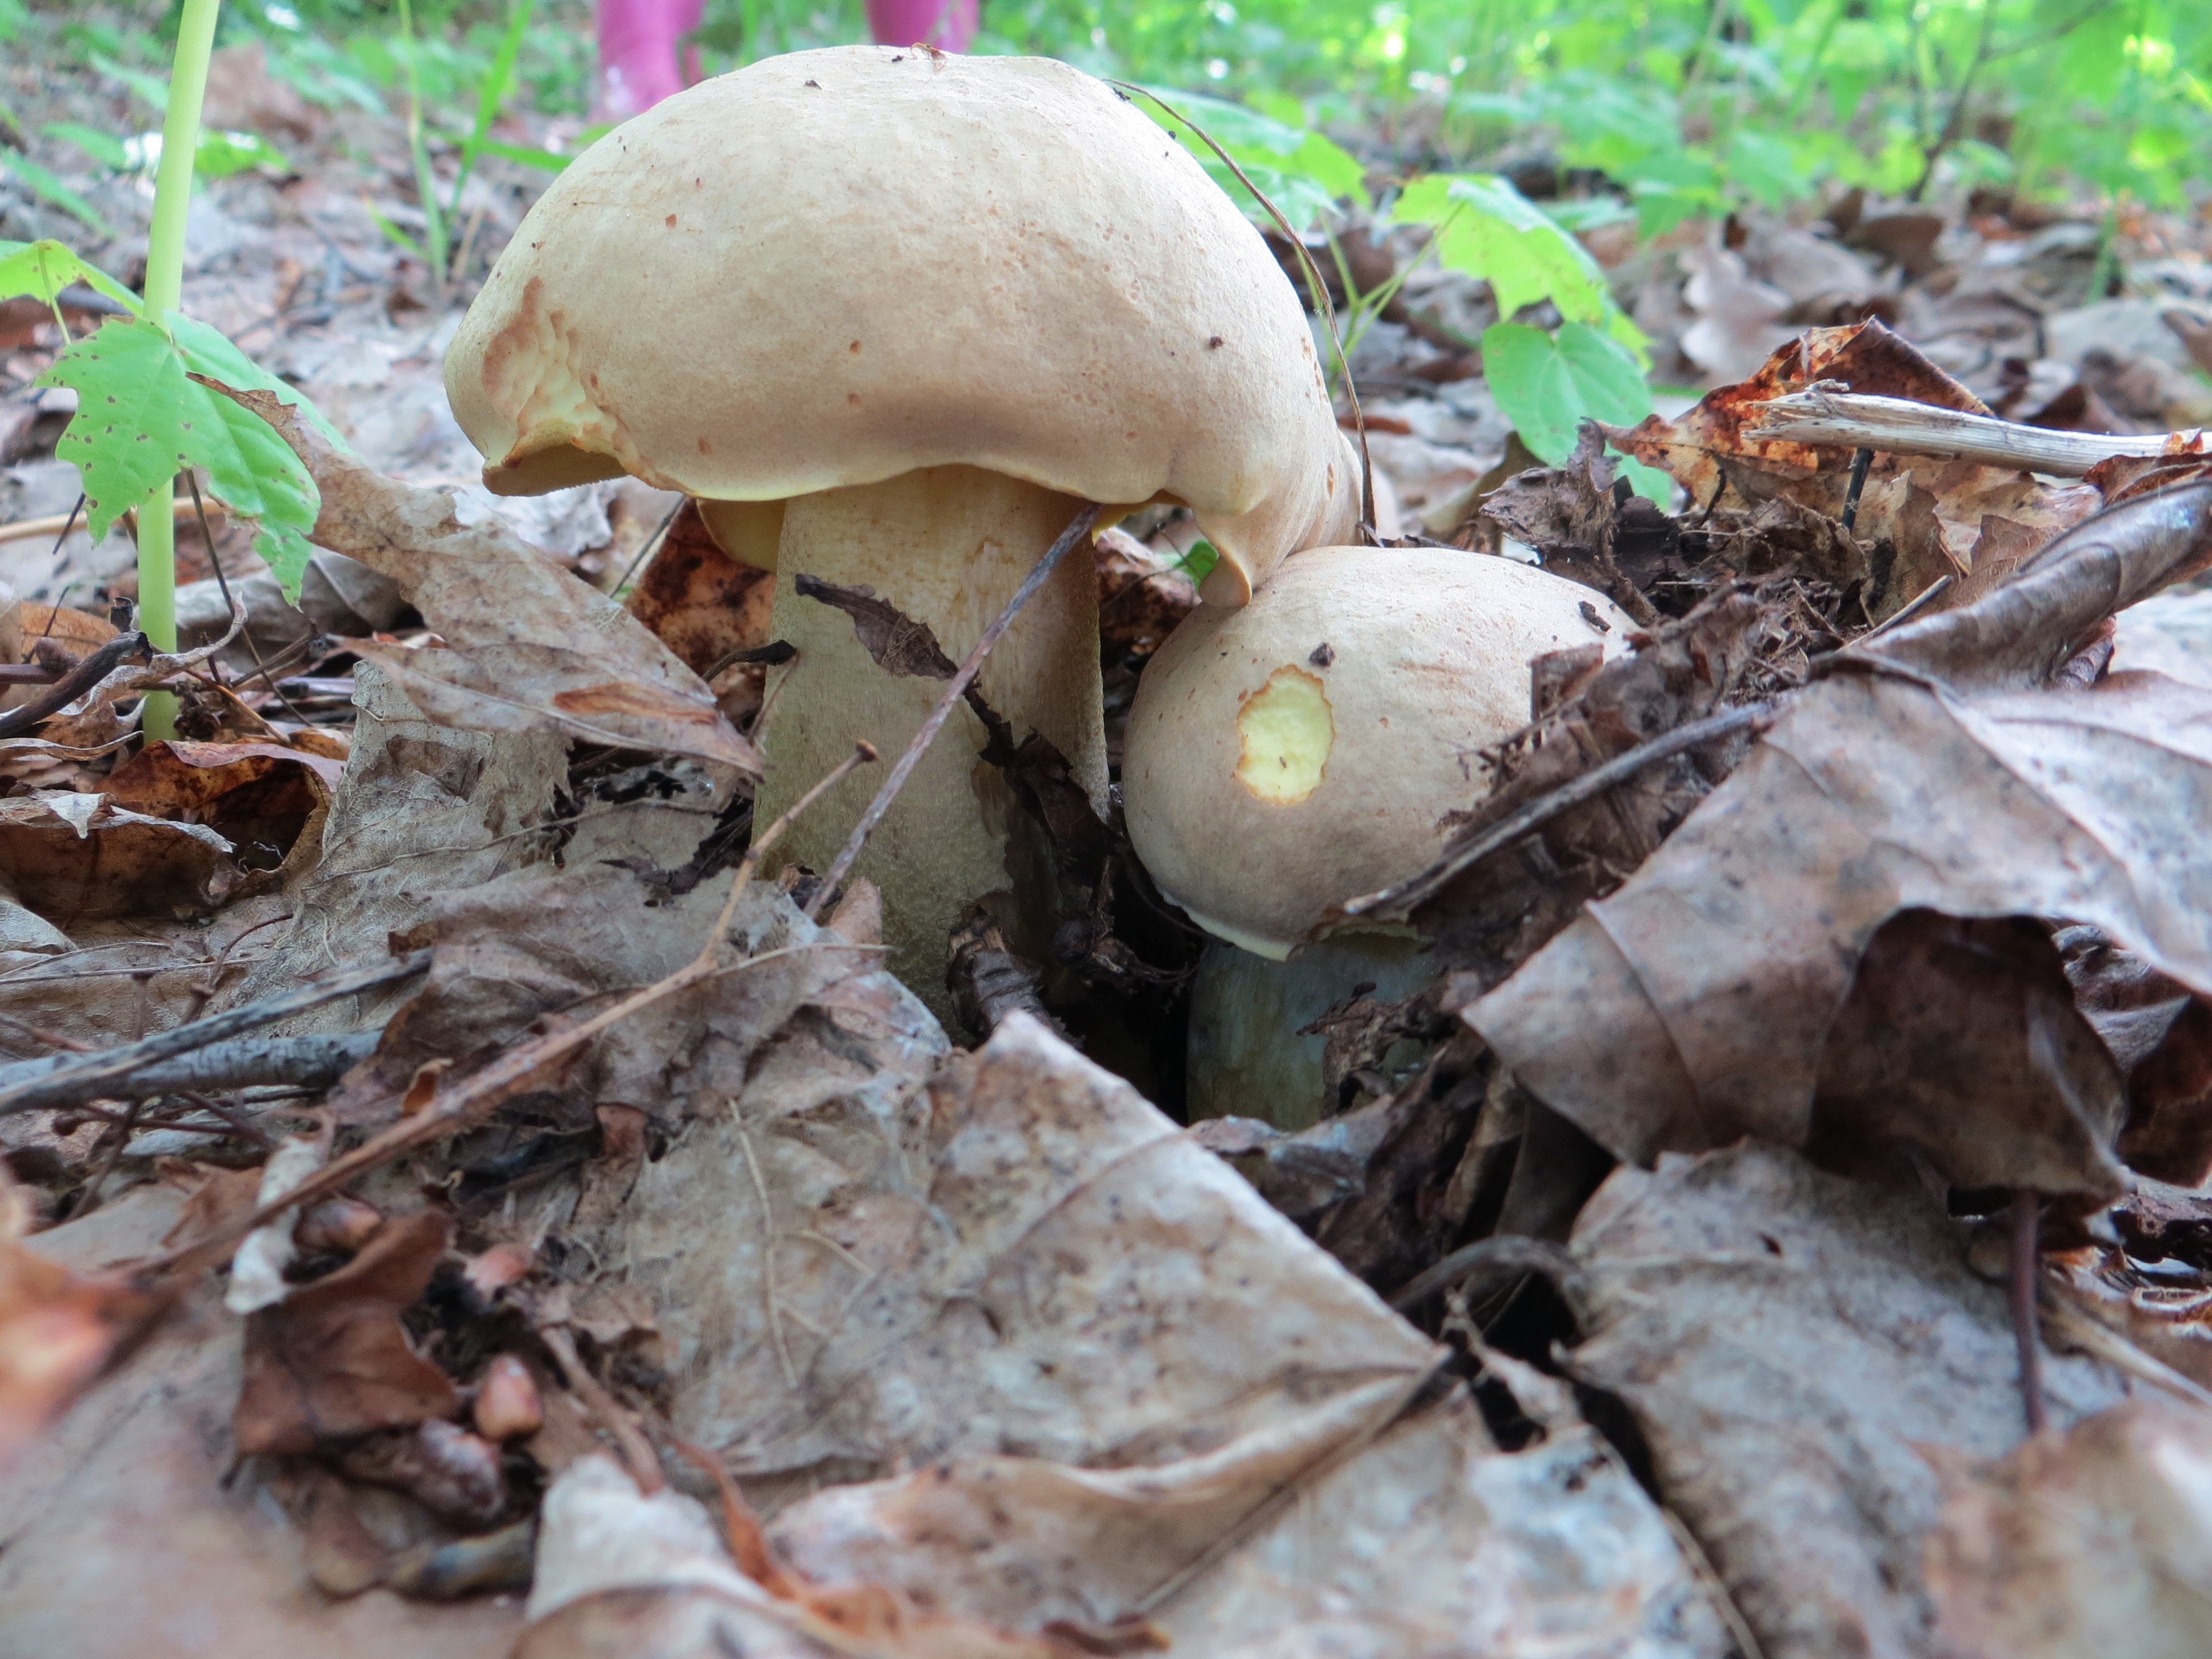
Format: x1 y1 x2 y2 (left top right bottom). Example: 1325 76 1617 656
0 156 112 237
1480 319 1653 470
0 239 143 314
37 313 330 599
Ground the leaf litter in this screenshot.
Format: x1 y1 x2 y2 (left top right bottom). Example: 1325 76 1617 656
6 50 2212 1659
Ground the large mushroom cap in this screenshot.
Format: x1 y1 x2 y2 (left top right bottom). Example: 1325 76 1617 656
1123 547 1636 957
444 46 1357 603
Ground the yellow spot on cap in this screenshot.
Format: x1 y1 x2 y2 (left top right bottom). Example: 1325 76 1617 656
1235 665 1332 805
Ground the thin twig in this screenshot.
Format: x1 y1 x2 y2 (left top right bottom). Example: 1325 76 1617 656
0 952 428 1117
139 746 878 1285
0 631 150 740
539 1323 665 1493
1388 1234 1578 1312
2010 1190 2048 1437
187 472 314 722
1340 701 1777 921
801 505 1100 920
1747 387 2205 476
613 499 685 596
1839 446 1874 531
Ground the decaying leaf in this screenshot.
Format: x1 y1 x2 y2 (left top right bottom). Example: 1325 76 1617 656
233 1208 460 1455
623 499 775 678
1563 1144 2128 1659
1468 486 2212 1195
1606 319 2101 595
226 388 758 776
0 790 239 927
1924 1400 2212 1659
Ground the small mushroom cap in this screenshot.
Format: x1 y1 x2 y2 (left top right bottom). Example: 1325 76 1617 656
445 46 1355 603
1122 547 1636 957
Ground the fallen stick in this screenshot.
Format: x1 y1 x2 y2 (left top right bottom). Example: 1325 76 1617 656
1745 387 2208 477
0 632 149 741
0 495 227 546
0 952 429 1117
1338 701 1777 922
0 1030 377 1110
140 744 881 1286
801 502 1102 920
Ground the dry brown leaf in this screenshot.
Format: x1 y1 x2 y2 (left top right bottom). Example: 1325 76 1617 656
623 500 776 678
564 1015 1724 1653
1468 486 2212 1196
233 1208 460 1455
0 1165 155 1468
1924 1400 2212 1659
0 790 239 927
1606 319 2101 597
1563 1144 2128 1659
223 388 758 776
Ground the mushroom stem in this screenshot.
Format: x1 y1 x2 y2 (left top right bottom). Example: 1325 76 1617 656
754 465 1107 1021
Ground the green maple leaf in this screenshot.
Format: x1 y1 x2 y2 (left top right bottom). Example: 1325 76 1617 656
0 237 140 315
38 311 333 599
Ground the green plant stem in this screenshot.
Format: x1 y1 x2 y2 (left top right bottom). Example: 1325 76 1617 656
139 0 222 740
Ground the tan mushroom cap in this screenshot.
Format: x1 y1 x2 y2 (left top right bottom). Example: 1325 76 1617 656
1123 547 1636 957
444 46 1358 605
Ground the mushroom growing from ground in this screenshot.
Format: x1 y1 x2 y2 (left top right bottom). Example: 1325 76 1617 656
444 47 1359 1018
1121 546 1635 1125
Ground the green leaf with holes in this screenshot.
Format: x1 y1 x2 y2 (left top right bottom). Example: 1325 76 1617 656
38 313 326 598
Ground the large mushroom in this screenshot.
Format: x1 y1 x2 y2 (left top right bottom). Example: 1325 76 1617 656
1122 547 1634 1124
444 47 1358 1016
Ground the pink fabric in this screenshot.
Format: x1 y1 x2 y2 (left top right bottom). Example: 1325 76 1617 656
865 0 977 50
594 0 705 119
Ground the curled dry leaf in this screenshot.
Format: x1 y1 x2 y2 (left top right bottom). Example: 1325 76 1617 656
233 1208 460 1455
0 790 238 927
1563 1144 2128 1659
221 387 758 778
1924 1399 2212 1659
1468 486 2212 1197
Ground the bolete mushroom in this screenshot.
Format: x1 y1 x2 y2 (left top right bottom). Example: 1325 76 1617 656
444 48 1359 1017
1121 546 1634 1124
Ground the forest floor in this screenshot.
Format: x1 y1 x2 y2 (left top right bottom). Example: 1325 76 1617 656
6 31 2212 1659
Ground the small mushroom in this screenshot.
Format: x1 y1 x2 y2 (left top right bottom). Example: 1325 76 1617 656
445 48 1357 1015
1122 546 1635 1123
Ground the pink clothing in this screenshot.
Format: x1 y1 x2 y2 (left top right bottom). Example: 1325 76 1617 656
866 0 977 49
595 0 703 119
594 0 973 119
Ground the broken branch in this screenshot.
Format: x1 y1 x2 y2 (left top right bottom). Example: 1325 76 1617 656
0 952 429 1117
1746 387 2207 477
0 1030 377 1112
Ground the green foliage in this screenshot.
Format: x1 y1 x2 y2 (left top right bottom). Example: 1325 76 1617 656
0 153 112 236
0 241 337 601
1136 85 1368 231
